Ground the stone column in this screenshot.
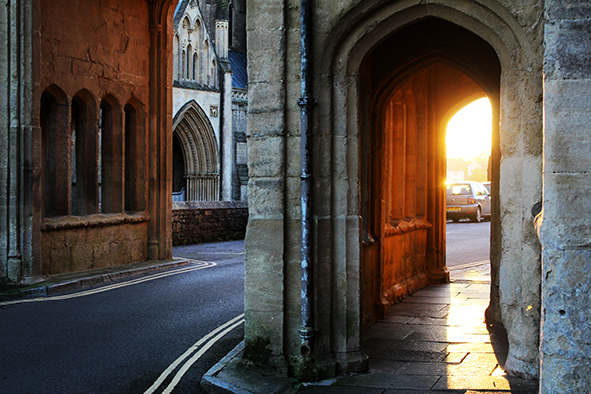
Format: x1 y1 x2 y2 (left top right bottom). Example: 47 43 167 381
147 0 174 261
220 61 233 201
0 0 42 284
539 1 591 390
242 0 289 375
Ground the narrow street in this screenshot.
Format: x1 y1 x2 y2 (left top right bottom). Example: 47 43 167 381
446 220 490 268
0 226 488 394
0 241 245 394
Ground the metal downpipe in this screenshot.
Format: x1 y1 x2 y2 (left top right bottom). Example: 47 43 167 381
298 0 315 356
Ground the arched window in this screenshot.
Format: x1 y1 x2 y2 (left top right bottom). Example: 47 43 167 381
193 53 198 81
173 35 180 81
40 86 69 217
182 50 186 80
202 40 209 84
186 44 192 80
210 59 217 87
71 90 99 215
124 101 146 212
99 96 123 213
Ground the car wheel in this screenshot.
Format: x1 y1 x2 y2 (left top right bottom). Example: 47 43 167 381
452 218 460 223
471 208 482 223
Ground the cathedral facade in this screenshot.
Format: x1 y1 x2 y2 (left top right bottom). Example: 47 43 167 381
171 0 248 203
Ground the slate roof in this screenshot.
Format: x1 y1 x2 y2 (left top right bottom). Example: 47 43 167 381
229 51 247 89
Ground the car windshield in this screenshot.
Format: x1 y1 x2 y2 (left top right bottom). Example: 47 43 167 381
447 184 472 195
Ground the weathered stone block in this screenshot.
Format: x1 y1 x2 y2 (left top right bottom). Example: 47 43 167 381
247 178 284 218
545 19 591 80
544 79 591 172
541 248 591 391
247 136 285 177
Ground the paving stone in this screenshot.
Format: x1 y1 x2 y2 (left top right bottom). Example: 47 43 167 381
395 361 450 375
445 343 497 353
401 296 465 305
405 330 492 343
407 317 485 327
432 375 538 391
458 292 490 299
401 323 489 336
460 298 490 306
383 315 415 324
389 303 450 318
334 372 440 390
365 348 448 363
364 337 449 353
463 284 491 292
297 385 384 394
364 322 415 340
412 288 460 298
443 352 468 364
368 358 405 374
446 363 498 377
383 390 464 394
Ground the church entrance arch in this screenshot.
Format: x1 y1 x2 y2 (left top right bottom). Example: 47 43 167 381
172 100 219 201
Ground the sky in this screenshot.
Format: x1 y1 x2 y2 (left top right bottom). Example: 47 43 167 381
446 98 492 160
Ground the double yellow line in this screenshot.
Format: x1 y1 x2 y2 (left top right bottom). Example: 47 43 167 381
144 314 245 394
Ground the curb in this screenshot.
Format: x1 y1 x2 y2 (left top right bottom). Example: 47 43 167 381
201 341 254 394
201 341 293 394
0 259 191 302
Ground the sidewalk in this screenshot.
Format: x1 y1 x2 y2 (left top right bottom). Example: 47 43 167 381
202 261 538 394
0 258 190 302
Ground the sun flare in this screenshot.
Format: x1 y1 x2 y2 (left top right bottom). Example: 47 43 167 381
446 98 492 160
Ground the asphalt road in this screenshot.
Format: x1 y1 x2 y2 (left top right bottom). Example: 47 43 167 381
0 241 245 394
0 226 487 394
446 219 490 267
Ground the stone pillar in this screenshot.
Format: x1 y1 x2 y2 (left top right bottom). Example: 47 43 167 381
243 0 289 375
147 0 175 261
220 62 233 201
0 0 42 284
539 1 591 390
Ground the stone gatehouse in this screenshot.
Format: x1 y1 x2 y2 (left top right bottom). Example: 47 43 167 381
242 0 591 391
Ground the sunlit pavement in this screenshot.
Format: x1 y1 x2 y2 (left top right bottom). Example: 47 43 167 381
297 266 538 393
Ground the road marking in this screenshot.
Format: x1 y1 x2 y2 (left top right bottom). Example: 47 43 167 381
0 260 216 306
144 314 245 394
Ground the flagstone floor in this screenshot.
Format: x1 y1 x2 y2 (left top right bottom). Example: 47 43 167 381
298 264 538 393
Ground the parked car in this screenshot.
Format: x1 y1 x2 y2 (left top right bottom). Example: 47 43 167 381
446 181 491 222
482 181 491 194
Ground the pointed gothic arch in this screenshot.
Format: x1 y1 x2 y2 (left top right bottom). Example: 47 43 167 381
172 100 219 201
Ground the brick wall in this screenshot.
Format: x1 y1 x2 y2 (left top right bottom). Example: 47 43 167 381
172 201 248 245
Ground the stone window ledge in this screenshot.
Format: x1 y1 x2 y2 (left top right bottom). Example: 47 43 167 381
42 211 150 232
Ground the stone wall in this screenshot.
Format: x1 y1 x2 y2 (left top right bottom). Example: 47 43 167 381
172 201 248 245
539 1 591 390
0 0 175 283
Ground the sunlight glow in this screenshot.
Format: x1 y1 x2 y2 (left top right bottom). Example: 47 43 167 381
446 98 492 160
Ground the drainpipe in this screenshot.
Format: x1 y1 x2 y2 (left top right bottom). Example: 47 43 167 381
298 0 315 356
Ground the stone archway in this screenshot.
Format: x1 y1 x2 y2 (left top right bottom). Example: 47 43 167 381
323 3 542 379
361 17 500 323
172 100 219 201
